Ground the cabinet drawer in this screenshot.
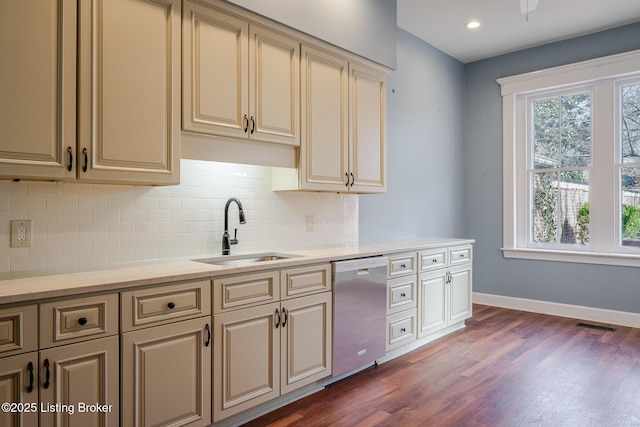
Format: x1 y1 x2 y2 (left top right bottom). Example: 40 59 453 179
449 245 472 265
387 252 417 278
387 276 417 315
0 304 37 356
39 294 118 348
419 248 448 272
213 271 280 314
281 264 331 299
386 309 417 351
121 280 211 332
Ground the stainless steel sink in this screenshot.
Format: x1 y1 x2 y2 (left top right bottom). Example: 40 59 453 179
192 252 299 266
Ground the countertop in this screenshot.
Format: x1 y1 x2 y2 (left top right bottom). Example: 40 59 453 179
0 237 474 305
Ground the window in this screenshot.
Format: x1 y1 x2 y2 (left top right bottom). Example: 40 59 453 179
499 50 640 266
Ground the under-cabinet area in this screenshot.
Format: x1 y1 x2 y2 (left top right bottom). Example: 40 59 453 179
0 239 472 427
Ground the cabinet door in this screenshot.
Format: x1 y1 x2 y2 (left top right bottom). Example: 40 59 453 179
121 317 211 427
349 62 386 193
280 292 332 395
0 0 76 181
78 0 180 185
182 1 249 139
0 352 38 427
39 335 119 427
213 302 280 422
249 25 300 146
449 264 473 324
418 271 448 338
300 45 349 191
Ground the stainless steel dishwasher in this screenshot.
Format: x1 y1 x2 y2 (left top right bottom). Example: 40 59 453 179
332 256 388 377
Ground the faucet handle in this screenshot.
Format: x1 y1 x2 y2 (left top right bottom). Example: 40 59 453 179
230 228 239 245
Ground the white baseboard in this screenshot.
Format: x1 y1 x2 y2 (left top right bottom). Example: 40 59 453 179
473 292 640 329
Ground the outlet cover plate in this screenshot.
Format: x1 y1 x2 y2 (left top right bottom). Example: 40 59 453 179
10 219 32 248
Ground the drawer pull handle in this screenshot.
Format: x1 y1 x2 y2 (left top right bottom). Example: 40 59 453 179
400 264 406 268
167 302 176 310
78 317 88 326
43 359 50 389
460 254 465 258
27 362 34 393
282 307 288 328
400 293 406 298
275 308 281 328
400 328 406 333
432 259 438 263
205 324 211 347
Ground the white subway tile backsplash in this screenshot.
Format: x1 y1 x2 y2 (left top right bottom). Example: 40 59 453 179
0 159 358 275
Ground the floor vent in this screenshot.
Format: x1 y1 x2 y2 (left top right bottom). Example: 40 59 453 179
576 322 616 332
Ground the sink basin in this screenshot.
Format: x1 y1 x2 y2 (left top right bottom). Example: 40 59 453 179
192 252 299 266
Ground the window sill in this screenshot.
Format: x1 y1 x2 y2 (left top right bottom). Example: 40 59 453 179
501 248 640 267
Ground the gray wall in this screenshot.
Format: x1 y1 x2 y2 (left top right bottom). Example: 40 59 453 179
464 22 640 313
359 29 466 241
226 0 397 69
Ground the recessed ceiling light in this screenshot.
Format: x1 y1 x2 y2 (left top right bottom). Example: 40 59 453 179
465 21 480 29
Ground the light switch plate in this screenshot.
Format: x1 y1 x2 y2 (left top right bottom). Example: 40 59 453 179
10 219 32 248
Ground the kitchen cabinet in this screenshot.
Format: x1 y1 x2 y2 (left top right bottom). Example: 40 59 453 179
0 304 38 427
120 280 211 427
384 253 418 351
77 0 181 185
213 264 332 422
276 46 387 193
182 0 299 146
0 0 76 181
38 294 120 427
418 246 473 338
39 336 119 427
0 0 181 185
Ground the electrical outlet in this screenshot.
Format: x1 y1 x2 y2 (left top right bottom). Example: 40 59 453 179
306 215 315 232
10 220 32 248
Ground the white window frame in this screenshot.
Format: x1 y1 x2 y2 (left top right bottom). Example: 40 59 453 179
498 49 640 267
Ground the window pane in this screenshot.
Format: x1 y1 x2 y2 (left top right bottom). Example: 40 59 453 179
533 93 591 169
621 84 640 163
621 167 640 247
532 172 557 243
532 171 589 245
534 98 560 168
559 171 589 245
560 94 591 167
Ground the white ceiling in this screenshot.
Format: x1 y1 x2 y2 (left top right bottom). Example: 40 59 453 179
397 0 640 63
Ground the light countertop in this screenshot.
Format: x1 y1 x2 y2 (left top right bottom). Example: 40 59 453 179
0 237 474 305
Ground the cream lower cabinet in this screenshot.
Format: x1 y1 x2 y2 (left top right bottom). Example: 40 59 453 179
39 336 119 427
0 352 39 427
121 318 211 427
384 253 418 351
120 280 212 427
418 246 473 338
213 265 332 422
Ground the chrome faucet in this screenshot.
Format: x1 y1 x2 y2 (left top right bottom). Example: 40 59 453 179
222 198 246 255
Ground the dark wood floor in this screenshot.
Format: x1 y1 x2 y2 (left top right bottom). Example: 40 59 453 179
242 304 640 427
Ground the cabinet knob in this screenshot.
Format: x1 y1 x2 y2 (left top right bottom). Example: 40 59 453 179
167 302 176 310
78 317 88 326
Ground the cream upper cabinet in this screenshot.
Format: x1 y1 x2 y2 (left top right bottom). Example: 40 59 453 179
77 0 181 185
0 0 76 181
349 62 387 193
183 0 300 146
298 45 350 191
282 46 387 193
